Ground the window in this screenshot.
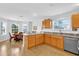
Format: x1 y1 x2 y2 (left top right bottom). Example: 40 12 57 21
1 22 6 35
54 20 64 29
22 24 27 33
12 24 18 33
54 19 70 30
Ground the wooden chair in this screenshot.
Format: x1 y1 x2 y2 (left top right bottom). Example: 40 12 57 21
9 32 14 42
14 32 23 42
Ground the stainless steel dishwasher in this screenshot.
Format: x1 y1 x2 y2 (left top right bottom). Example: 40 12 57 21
64 36 79 54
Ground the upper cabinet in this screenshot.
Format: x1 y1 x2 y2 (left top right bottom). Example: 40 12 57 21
42 18 52 29
72 13 79 29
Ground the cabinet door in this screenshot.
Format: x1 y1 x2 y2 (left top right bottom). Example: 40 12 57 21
45 20 50 28
36 34 44 45
51 36 54 46
42 20 46 28
52 36 57 47
59 38 64 49
45 34 51 45
72 14 79 28
56 36 64 50
42 19 52 29
39 34 44 44
51 36 53 46
28 35 36 48
45 19 52 28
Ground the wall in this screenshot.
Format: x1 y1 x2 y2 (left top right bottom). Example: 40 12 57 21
28 16 71 33
1 7 79 41
29 8 79 33
0 17 27 41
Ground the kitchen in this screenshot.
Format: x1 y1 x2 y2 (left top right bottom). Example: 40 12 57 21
0 3 79 56
24 14 79 55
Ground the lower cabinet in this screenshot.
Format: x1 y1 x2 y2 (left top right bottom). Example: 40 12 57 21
27 34 44 48
27 34 64 50
36 34 44 46
28 35 36 48
56 36 64 50
45 34 64 50
51 36 57 47
45 34 51 45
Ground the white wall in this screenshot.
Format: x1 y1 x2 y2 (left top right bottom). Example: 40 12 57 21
0 18 28 41
28 12 79 33
1 9 79 41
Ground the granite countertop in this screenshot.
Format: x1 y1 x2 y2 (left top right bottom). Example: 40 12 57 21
23 32 44 35
63 35 79 39
24 32 79 39
44 32 79 39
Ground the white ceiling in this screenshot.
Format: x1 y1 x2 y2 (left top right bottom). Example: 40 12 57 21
0 3 78 21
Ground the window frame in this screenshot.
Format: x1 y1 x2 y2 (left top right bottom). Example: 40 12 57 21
0 21 7 35
11 24 19 33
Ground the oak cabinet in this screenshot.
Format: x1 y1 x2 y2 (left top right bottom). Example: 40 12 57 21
72 13 79 28
45 19 52 28
42 18 52 29
50 35 64 50
27 34 64 50
56 36 64 50
27 35 36 48
51 36 57 47
27 34 44 48
51 36 54 46
42 20 46 28
36 34 44 46
45 34 51 45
